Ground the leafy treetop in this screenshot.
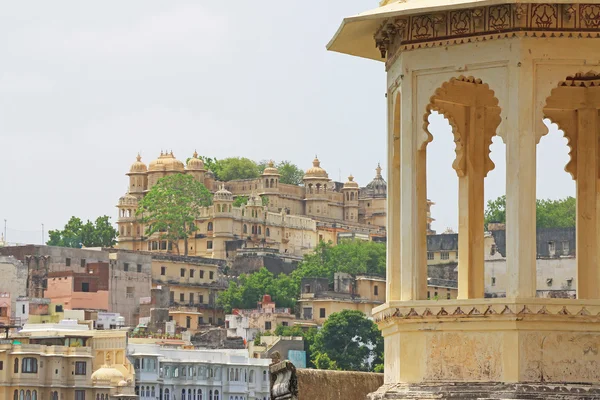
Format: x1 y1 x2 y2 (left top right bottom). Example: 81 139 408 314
47 216 118 248
258 160 305 185
484 195 575 229
137 174 212 256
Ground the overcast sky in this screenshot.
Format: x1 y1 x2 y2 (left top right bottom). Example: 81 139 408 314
0 1 575 244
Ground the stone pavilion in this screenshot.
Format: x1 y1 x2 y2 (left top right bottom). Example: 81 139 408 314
329 0 600 398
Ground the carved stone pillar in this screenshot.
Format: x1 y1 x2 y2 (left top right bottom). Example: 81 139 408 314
387 91 402 302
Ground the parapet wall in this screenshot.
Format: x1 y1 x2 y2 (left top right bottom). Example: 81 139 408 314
271 360 383 400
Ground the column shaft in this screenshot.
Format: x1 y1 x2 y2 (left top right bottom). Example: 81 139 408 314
457 105 485 299
576 107 599 299
387 92 402 301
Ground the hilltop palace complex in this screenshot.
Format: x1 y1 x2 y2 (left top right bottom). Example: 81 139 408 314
117 152 426 259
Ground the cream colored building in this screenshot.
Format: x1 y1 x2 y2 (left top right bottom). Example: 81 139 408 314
117 154 387 259
3 320 136 400
329 0 600 396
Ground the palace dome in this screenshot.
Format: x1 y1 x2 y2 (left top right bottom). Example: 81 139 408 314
343 175 359 189
149 151 185 172
304 157 329 179
365 164 387 195
129 154 147 173
262 160 280 176
187 151 205 171
91 366 124 384
214 184 233 202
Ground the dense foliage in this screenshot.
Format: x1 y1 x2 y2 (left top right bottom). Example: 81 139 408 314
47 216 118 248
216 268 297 313
217 240 386 312
198 155 304 185
484 195 576 229
137 174 212 256
311 310 383 372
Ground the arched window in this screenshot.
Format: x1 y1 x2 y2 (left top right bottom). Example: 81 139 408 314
258 226 262 235
14 390 18 400
164 389 170 400
146 387 150 398
19 390 24 400
152 387 156 398
214 390 219 400
208 222 213 231
182 389 186 400
263 370 267 381
188 389 192 400
249 369 255 383
53 392 59 400
209 390 213 400
235 368 239 381
14 358 18 373
25 390 31 400
198 389 203 400
243 224 247 234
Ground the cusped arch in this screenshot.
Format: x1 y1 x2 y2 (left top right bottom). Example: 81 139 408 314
541 71 600 180
422 75 502 178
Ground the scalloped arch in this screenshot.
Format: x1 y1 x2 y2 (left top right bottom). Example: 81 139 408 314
541 71 600 180
422 76 502 178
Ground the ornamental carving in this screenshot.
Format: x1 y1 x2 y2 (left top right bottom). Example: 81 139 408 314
531 4 558 29
374 3 600 58
581 4 600 28
489 5 511 31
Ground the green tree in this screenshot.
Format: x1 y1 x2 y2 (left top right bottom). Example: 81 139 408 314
217 268 297 313
47 216 118 248
137 174 212 256
484 195 576 229
197 156 221 178
233 196 249 207
310 310 383 372
218 157 260 181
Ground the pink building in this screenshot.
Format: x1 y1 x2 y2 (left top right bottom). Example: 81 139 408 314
45 263 109 311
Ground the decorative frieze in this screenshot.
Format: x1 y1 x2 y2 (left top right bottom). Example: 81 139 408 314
374 3 600 57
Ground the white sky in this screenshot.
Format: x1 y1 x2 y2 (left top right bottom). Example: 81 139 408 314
0 1 575 244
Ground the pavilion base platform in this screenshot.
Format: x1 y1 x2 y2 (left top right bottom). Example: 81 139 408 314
369 299 600 400
368 382 600 399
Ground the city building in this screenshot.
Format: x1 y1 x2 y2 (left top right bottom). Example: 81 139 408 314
150 253 227 329
328 1 600 397
297 273 386 326
117 154 388 259
225 295 295 342
0 292 11 326
128 343 270 400
0 246 152 326
3 319 136 399
248 335 306 368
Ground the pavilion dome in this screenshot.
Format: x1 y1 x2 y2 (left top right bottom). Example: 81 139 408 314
187 151 205 171
118 193 138 206
304 157 329 179
149 151 185 172
91 366 124 385
129 154 147 173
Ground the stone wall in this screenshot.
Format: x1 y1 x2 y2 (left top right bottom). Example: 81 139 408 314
270 360 383 400
0 256 27 314
231 253 299 276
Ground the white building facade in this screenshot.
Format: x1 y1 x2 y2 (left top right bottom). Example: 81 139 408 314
128 344 270 400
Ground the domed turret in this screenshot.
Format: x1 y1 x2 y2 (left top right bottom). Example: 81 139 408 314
262 160 279 176
129 154 147 173
118 193 138 207
214 184 233 202
149 151 184 173
304 157 329 179
343 175 359 189
187 150 205 171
